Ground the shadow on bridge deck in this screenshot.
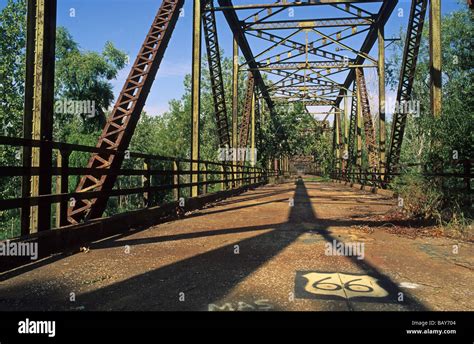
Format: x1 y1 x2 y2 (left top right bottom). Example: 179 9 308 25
0 179 440 311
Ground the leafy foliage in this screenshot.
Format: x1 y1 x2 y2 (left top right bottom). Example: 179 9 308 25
55 28 127 137
386 8 473 226
386 8 473 167
0 0 127 237
392 172 443 219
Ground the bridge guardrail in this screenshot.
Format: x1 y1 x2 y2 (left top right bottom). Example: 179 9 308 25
330 160 472 206
0 135 280 239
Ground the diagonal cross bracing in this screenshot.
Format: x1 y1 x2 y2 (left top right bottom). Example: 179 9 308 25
67 0 184 224
386 0 428 176
202 0 231 148
355 68 377 168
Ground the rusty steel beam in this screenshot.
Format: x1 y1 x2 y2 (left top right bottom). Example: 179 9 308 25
334 107 343 170
247 30 347 63
356 82 363 168
239 73 255 150
276 89 340 99
331 2 374 18
378 25 386 173
386 0 428 177
355 68 377 168
267 70 340 88
429 0 442 117
67 0 184 224
22 0 57 234
232 36 239 183
342 89 349 172
213 0 383 11
259 25 374 70
347 82 358 171
244 17 374 31
202 0 231 147
285 100 336 106
218 0 289 151
217 0 274 111
336 0 398 107
251 92 256 167
191 0 202 198
254 61 376 70
255 96 263 160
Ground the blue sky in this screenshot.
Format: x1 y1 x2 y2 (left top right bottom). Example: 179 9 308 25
0 0 466 116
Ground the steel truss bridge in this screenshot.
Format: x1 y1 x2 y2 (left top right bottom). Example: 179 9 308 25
0 0 471 273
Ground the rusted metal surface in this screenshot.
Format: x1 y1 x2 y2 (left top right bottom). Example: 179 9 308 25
386 0 428 177
355 68 377 168
67 0 184 224
202 0 231 148
347 83 358 171
239 73 255 150
22 0 57 234
429 0 442 118
191 0 202 198
336 1 398 107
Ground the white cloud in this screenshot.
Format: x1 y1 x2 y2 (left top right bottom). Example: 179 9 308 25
156 60 191 78
143 104 170 117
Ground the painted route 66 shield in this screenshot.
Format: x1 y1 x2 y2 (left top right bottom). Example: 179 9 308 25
295 271 393 302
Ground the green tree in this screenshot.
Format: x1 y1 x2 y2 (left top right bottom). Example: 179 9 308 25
55 28 127 139
386 8 473 167
385 7 473 223
0 0 127 237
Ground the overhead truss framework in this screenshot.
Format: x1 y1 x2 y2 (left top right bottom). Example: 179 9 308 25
213 0 390 110
215 0 444 181
13 0 444 235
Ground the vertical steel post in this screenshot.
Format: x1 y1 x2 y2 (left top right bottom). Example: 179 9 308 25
232 36 239 187
335 108 342 173
191 0 202 197
143 159 151 207
202 0 230 147
343 90 349 177
56 149 69 228
378 25 386 174
356 86 363 169
173 161 180 201
202 163 208 194
22 0 57 234
251 92 256 168
430 0 442 117
21 0 36 236
55 154 60 227
220 165 226 191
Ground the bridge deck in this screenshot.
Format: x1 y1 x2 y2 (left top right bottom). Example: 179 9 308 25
1 179 472 311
